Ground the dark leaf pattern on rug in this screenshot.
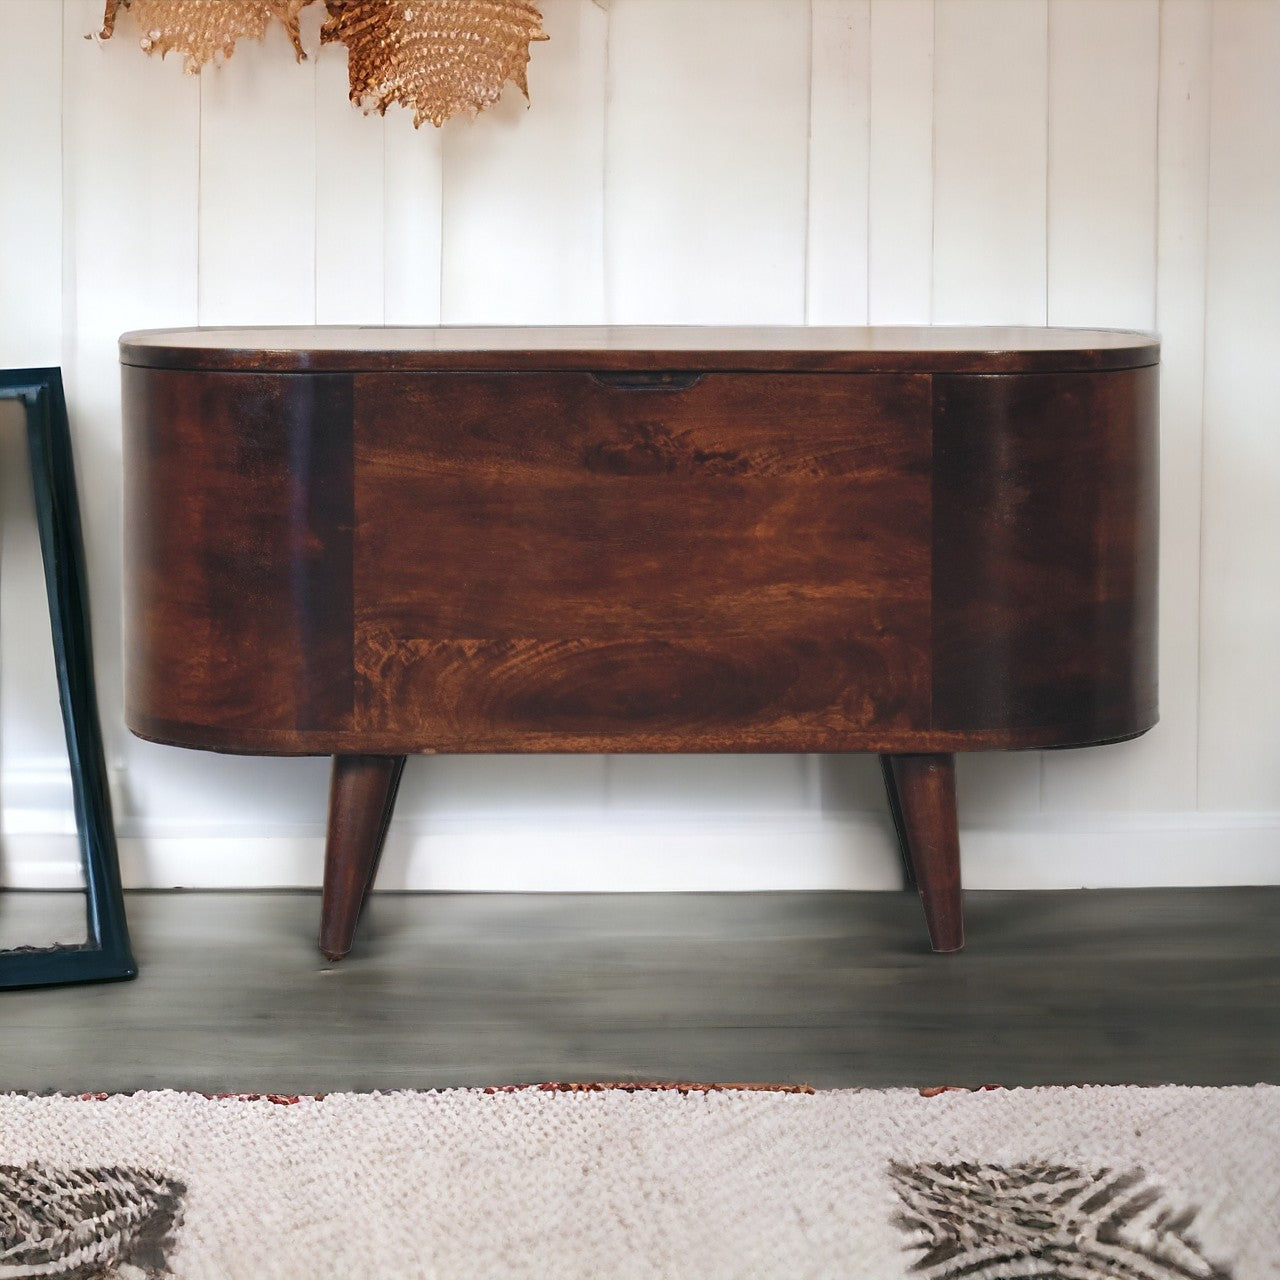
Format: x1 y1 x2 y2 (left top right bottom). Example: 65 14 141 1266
1 1163 185 1279
890 1160 1233 1280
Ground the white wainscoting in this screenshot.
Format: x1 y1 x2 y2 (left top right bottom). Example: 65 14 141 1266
1 0 1278 891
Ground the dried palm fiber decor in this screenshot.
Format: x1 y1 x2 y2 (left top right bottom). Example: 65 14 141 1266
97 0 310 69
97 0 548 126
2 1086 1277 1279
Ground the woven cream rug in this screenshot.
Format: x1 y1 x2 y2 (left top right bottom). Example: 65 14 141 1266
2 1084 1277 1279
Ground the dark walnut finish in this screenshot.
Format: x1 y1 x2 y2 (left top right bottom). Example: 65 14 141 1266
120 326 1159 961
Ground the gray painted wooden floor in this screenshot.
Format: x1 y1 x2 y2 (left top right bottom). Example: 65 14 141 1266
1 888 1277 1094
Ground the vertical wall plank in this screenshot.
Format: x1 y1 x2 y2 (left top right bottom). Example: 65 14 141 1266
1 0 64 787
1045 0 1158 328
1199 0 1280 809
1040 0 1164 810
0 0 62 365
604 0 810 324
59 0 200 789
314 23 384 324
440 0 606 324
382 112 444 324
199 20 316 323
867 0 933 324
1144 0 1213 810
932 0 1048 325
807 0 871 325
63 0 200 351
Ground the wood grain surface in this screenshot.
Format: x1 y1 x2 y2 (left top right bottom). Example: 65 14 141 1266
889 754 964 953
319 755 406 962
119 325 1159 375
5 888 1274 1092
352 372 930 751
122 338 1159 758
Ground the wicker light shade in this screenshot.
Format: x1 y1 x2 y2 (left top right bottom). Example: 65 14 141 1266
322 0 548 128
99 1 309 72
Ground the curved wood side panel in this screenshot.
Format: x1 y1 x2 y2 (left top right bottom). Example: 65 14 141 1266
931 366 1159 745
124 366 355 746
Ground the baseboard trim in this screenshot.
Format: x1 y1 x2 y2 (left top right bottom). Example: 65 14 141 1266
3 811 1279 891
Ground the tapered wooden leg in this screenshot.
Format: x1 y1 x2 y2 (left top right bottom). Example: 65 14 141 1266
318 755 406 961
878 754 918 891
886 753 964 953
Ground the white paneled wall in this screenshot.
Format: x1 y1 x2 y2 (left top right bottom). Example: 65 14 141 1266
2 2 75 858
866 0 932 325
1200 0 1280 810
807 0 870 325
1 0 1277 893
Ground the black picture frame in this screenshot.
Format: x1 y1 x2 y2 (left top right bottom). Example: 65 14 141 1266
0 368 136 988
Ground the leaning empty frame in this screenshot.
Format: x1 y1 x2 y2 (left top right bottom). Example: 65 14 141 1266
0 368 135 988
